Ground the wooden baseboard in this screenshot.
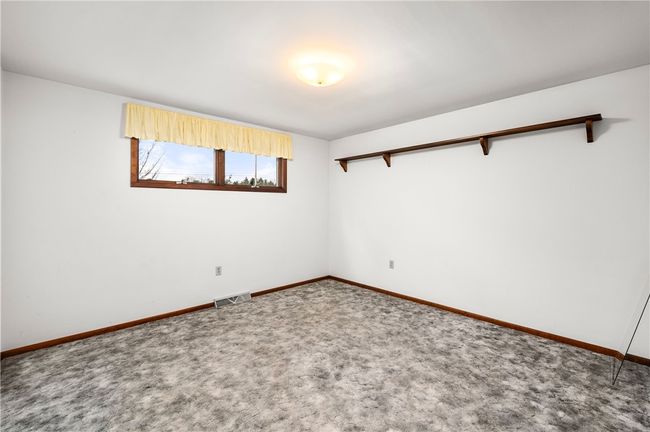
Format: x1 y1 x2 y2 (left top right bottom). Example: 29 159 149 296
328 276 650 368
625 353 650 367
4 274 647 368
252 276 329 297
0 276 329 359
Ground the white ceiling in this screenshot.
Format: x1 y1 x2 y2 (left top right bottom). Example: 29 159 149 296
2 1 649 140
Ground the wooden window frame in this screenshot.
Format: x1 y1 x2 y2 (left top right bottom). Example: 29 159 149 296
130 138 287 193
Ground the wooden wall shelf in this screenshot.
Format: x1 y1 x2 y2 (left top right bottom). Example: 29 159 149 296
335 114 603 171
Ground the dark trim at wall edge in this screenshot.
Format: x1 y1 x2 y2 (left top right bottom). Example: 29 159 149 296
2 275 648 367
0 276 329 359
328 276 650 368
625 353 650 367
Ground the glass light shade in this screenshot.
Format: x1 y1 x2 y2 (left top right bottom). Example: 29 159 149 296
294 54 346 87
296 62 343 87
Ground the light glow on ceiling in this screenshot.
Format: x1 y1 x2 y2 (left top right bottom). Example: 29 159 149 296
292 51 350 87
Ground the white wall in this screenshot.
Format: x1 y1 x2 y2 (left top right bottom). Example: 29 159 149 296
1 72 329 351
0 62 3 346
3 67 649 359
329 66 650 357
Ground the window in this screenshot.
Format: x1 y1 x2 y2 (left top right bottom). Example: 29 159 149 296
130 138 287 192
138 140 215 184
224 152 278 187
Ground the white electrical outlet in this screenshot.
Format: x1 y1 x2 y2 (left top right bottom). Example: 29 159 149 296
215 266 223 276
389 260 394 269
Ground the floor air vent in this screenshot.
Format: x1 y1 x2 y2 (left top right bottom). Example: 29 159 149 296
213 292 251 309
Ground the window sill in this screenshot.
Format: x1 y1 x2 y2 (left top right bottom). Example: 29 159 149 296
131 180 287 193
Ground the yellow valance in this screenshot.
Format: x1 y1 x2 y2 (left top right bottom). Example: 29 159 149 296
124 103 292 159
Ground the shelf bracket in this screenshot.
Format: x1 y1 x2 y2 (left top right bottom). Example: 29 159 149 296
382 153 391 167
585 119 594 143
339 160 348 172
479 137 489 155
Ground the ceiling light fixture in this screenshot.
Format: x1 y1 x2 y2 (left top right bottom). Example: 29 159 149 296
293 52 348 87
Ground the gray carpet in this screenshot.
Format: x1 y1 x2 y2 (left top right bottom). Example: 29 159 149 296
1 280 648 431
